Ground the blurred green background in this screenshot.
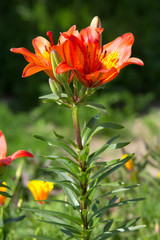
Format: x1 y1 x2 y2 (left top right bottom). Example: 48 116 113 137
0 0 160 239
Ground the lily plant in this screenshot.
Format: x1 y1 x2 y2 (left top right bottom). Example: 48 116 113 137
10 16 145 240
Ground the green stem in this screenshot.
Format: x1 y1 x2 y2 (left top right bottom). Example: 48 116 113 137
72 106 83 150
63 82 74 102
72 105 90 240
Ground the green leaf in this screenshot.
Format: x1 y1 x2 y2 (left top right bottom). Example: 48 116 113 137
4 215 25 225
45 155 80 174
34 135 78 159
95 154 134 185
38 219 81 234
89 197 145 223
84 122 124 146
94 224 146 240
84 102 108 116
58 172 79 207
86 114 101 129
23 208 82 225
89 154 134 188
87 135 120 166
103 219 114 232
41 166 78 180
39 93 59 101
0 191 12 198
53 130 64 139
96 185 139 202
43 199 74 207
82 114 100 145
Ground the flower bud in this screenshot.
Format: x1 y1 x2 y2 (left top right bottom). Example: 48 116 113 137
51 50 68 84
90 16 101 28
49 78 62 97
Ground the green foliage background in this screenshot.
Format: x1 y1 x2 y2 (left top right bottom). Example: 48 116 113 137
0 0 159 110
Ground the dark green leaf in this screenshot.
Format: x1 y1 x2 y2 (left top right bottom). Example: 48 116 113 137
53 130 64 139
103 219 114 232
0 192 12 198
4 216 25 225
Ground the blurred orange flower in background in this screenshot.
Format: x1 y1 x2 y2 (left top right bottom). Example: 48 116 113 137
121 153 134 171
28 180 54 204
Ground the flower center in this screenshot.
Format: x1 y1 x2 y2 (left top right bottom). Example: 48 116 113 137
101 51 119 69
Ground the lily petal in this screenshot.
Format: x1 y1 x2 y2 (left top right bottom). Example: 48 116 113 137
11 150 34 160
85 68 118 87
22 62 49 77
56 61 74 74
0 131 7 159
10 48 39 63
118 57 144 70
32 36 51 57
0 157 12 166
103 33 134 66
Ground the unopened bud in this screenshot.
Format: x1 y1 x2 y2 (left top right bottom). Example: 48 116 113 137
90 16 101 28
49 78 62 97
51 50 68 84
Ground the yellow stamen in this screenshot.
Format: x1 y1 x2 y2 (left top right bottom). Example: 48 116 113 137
101 51 119 69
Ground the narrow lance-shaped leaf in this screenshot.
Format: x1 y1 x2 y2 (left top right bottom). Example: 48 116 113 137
83 101 108 116
84 122 124 146
81 114 100 145
34 135 78 159
87 135 120 166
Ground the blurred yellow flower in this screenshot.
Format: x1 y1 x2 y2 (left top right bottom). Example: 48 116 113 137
0 182 7 206
28 180 54 204
121 153 134 171
158 172 160 179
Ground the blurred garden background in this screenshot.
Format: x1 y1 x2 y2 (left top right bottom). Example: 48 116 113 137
0 0 160 239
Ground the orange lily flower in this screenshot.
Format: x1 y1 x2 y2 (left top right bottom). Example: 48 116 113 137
28 180 54 204
0 182 7 206
0 130 33 166
10 26 79 81
56 26 144 88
